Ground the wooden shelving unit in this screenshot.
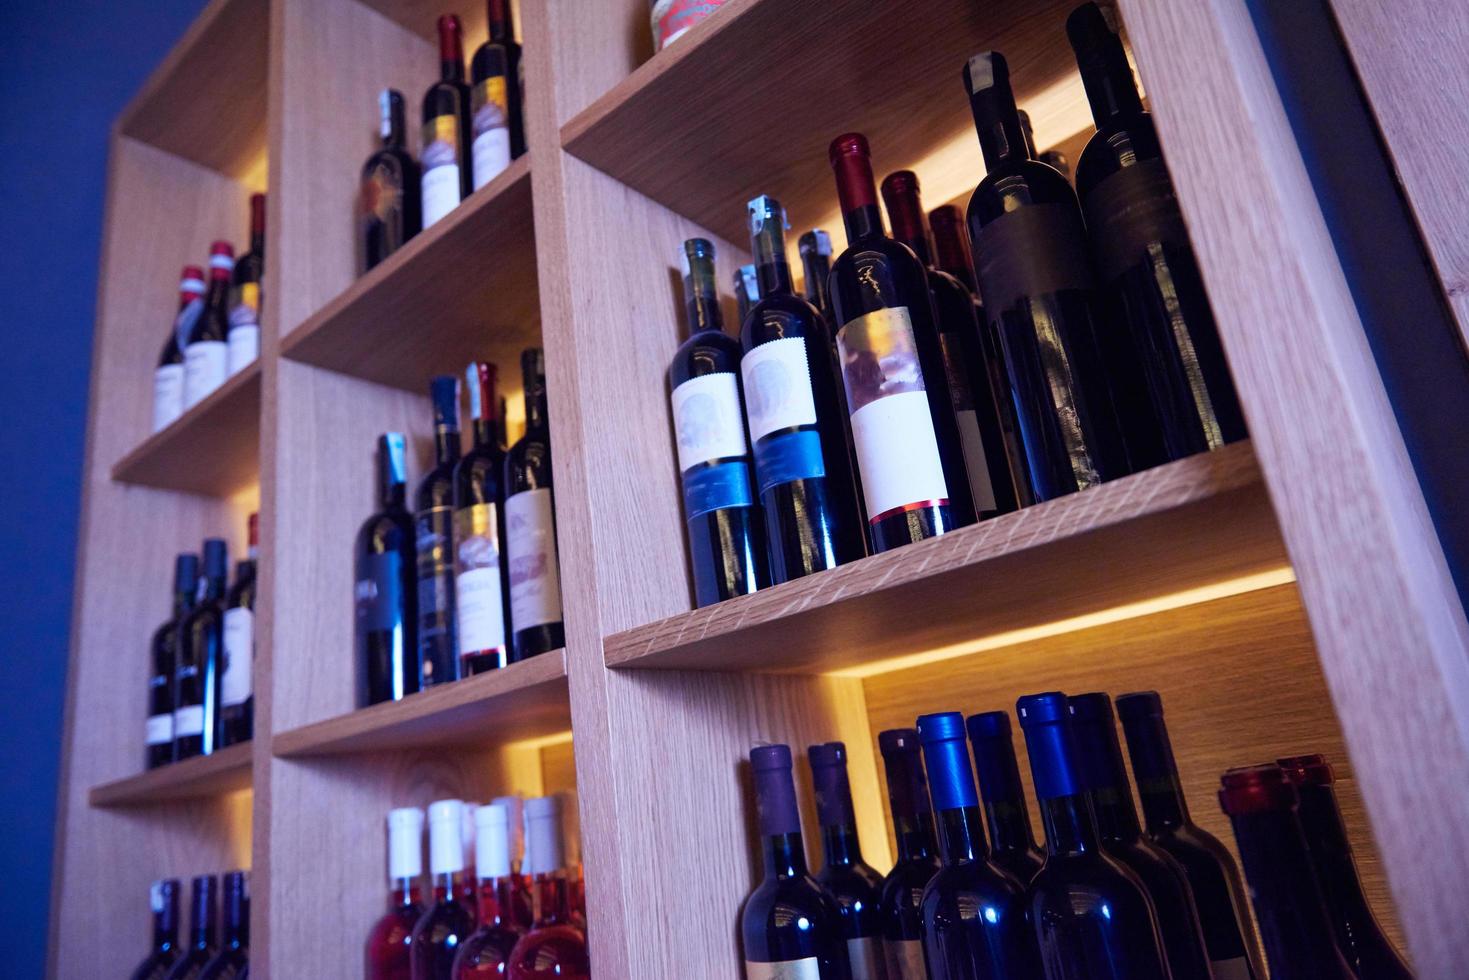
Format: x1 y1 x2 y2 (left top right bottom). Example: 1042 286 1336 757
50 0 1469 976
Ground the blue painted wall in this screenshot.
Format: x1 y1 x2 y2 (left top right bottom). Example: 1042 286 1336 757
0 1 207 974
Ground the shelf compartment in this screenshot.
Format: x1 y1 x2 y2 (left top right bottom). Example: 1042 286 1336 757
604 442 1288 675
273 648 570 757
89 742 253 808
279 157 538 394
110 361 261 497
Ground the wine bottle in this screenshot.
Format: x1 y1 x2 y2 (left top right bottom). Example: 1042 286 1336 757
492 794 534 930
130 879 182 980
147 554 198 769
1068 693 1212 979
827 133 975 551
1068 4 1247 470
1040 150 1070 179
164 875 219 980
1015 692 1168 979
183 242 234 410
741 195 865 583
506 796 590 980
798 229 835 326
197 871 248 979
452 803 525 978
413 800 476 980
227 193 264 377
877 729 940 980
882 170 1016 520
962 52 1129 502
914 711 1040 978
454 363 511 674
740 744 851 978
504 349 565 660
367 807 426 980
469 0 524 191
357 433 421 706
417 376 463 688
421 14 473 227
218 514 257 747
807 742 887 977
667 238 769 606
1115 691 1262 978
964 711 1044 883
1276 754 1413 979
175 538 228 760
1218 765 1357 979
361 89 423 273
734 262 760 325
154 267 205 432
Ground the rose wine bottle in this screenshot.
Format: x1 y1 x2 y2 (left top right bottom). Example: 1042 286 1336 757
147 554 198 768
1116 691 1262 978
667 238 769 606
366 807 425 980
468 0 524 191
799 229 835 327
806 741 887 977
454 363 511 674
492 794 534 929
227 193 264 377
734 262 760 325
421 14 473 227
1016 692 1168 980
357 433 421 705
877 729 941 980
197 871 248 979
741 195 865 583
175 538 227 760
1068 693 1212 979
507 796 590 980
183 243 234 409
916 711 1039 978
154 266 205 432
740 744 851 978
219 514 257 747
164 875 219 980
504 349 565 660
827 133 976 551
453 802 526 977
964 711 1044 883
417 377 463 688
130 879 182 980
412 800 476 980
1218 766 1357 980
361 89 422 272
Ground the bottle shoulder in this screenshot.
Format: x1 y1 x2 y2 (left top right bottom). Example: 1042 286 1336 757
454 446 505 501
505 432 553 492
968 162 1084 229
1029 851 1152 911
1074 111 1164 199
670 328 742 386
816 860 884 895
881 855 940 897
356 507 413 552
921 857 1027 910
415 463 458 511
423 80 470 116
742 292 830 349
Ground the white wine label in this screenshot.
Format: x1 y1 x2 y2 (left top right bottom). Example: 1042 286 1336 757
472 75 510 191
1211 957 1254 980
153 364 185 432
174 703 204 738
183 340 228 408
221 607 254 707
744 958 821 980
506 488 563 631
472 129 510 191
671 372 748 473
145 713 173 746
955 408 998 514
226 324 259 377
454 503 507 655
846 936 886 980
422 163 462 228
884 938 926 979
741 336 817 443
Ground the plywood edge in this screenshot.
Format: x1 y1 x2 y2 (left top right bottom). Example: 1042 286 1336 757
88 743 254 808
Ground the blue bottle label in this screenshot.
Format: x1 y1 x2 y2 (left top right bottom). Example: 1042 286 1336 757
682 461 753 519
753 429 824 494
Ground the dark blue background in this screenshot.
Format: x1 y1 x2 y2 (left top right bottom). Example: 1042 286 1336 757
0 1 206 974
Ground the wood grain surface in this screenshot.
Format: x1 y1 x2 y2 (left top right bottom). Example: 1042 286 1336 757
90 744 254 808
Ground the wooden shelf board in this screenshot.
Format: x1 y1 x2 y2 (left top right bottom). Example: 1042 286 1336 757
605 442 1289 675
279 156 539 393
89 742 253 808
272 648 570 757
110 361 261 497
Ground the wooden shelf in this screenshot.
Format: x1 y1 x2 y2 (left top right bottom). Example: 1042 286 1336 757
279 157 538 394
272 649 570 757
89 743 253 808
604 442 1288 675
110 361 261 496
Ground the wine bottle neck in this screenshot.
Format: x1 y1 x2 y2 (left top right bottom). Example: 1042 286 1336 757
477 874 515 926
819 822 865 868
173 586 197 619
472 418 497 449
761 831 808 879
1136 773 1189 831
432 871 457 902
892 813 936 864
841 203 885 246
1039 793 1105 856
1296 783 1376 922
982 797 1040 859
440 57 463 83
933 805 985 866
1075 35 1144 126
1090 783 1144 843
390 879 420 908
529 872 569 927
800 249 831 311
434 426 461 465
202 573 226 602
969 91 1031 171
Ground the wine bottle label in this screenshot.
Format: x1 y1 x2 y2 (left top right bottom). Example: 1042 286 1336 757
681 459 755 518
1083 157 1188 285
472 75 511 190
846 936 886 980
421 114 463 228
454 503 507 656
152 364 185 432
174 703 204 737
220 607 254 707
835 307 950 523
183 340 229 408
506 488 563 631
751 431 824 496
355 551 404 633
416 506 457 680
653 0 728 50
884 938 926 979
227 324 259 376
1210 957 1254 980
744 958 820 980
741 337 818 442
973 202 1093 317
671 372 749 472
145 713 174 746
937 333 999 515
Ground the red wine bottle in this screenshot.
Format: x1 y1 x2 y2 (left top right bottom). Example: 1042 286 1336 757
361 89 422 273
413 801 476 979
827 133 975 551
197 871 248 979
504 349 565 660
421 15 473 227
1068 3 1247 469
366 807 426 980
417 377 463 688
227 194 264 377
798 229 835 327
218 514 256 747
357 433 421 705
164 875 219 980
183 243 234 410
147 554 198 769
507 796 590 980
452 802 525 977
733 262 760 325
667 238 769 606
175 539 228 760
807 742 887 976
741 195 864 583
964 711 1044 883
130 879 182 980
1218 766 1358 979
963 52 1129 502
469 0 524 191
154 267 205 432
876 729 940 980
1276 754 1413 979
454 363 511 674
